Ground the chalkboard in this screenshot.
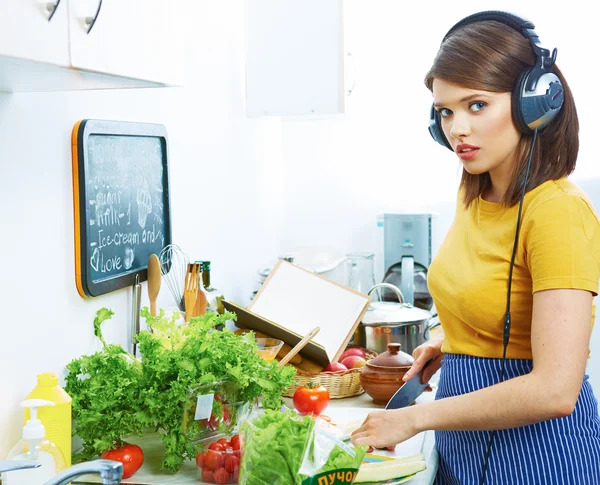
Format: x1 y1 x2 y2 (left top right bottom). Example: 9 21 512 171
72 119 172 297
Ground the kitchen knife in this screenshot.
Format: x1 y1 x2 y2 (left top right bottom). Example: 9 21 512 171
385 360 433 410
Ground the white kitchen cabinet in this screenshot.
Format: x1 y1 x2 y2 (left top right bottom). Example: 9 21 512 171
0 0 70 66
0 0 185 92
245 0 345 117
68 0 185 86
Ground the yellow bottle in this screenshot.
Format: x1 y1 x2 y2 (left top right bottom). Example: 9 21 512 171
24 372 72 467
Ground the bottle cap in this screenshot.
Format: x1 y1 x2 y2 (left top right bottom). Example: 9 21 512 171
21 399 55 440
37 372 59 387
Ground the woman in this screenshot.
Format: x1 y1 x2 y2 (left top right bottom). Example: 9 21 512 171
351 11 600 485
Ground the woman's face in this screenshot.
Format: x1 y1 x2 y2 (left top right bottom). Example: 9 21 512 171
432 79 521 177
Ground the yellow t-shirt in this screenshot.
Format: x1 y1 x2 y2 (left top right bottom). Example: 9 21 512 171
428 178 600 359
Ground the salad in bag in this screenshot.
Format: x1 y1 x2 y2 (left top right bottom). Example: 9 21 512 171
239 410 367 485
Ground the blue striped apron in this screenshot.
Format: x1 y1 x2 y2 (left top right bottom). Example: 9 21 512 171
434 354 600 484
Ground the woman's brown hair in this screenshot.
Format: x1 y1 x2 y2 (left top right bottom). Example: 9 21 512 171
424 21 579 208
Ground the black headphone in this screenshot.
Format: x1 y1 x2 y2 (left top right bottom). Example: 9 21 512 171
428 11 564 151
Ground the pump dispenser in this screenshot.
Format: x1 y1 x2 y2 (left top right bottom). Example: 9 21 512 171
2 399 67 485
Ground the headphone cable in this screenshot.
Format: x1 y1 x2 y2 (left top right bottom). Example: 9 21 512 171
479 128 538 485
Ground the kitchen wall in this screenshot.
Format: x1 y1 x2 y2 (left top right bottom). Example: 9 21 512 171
0 0 598 458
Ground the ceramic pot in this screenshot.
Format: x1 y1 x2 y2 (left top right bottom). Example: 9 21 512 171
360 342 414 404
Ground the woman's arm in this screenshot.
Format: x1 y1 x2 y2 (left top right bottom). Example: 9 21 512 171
351 288 592 448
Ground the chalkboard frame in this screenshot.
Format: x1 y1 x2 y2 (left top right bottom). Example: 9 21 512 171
72 119 172 297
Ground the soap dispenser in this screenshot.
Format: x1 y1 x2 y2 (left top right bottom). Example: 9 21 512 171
2 399 67 485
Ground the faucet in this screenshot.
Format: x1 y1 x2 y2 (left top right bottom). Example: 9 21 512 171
43 459 123 485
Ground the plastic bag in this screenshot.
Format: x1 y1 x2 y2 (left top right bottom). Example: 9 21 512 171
239 409 367 485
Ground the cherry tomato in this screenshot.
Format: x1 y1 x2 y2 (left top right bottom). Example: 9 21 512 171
293 383 330 415
213 467 231 484
202 467 214 482
231 440 240 451
224 453 240 473
216 438 230 447
204 450 225 470
208 442 225 452
100 443 144 479
196 451 206 468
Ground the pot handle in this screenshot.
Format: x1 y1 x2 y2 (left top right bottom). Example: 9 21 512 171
427 313 441 329
367 283 405 304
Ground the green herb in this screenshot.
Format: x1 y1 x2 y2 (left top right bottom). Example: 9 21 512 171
65 308 142 462
135 307 296 472
66 307 296 473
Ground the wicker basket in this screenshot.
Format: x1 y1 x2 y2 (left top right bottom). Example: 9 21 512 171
284 348 377 399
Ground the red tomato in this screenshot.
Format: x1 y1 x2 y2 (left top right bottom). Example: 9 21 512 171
216 438 230 447
293 383 330 415
224 453 240 473
196 451 207 468
214 466 231 484
230 434 240 446
232 464 240 483
202 467 214 482
204 450 225 471
231 440 240 451
208 442 225 452
100 443 144 479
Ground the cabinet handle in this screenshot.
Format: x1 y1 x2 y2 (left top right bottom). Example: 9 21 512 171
85 0 103 34
46 0 61 22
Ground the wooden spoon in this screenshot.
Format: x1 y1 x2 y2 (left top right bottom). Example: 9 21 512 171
147 254 162 317
278 327 320 368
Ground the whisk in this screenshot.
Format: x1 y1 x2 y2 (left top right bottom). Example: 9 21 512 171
158 243 190 311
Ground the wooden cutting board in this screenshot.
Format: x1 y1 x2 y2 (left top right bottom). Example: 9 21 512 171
73 432 199 484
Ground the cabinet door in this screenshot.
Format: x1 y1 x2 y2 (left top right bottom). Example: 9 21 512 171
68 0 185 86
245 0 345 117
0 0 70 66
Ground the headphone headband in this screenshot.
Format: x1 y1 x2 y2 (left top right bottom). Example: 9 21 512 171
443 11 536 43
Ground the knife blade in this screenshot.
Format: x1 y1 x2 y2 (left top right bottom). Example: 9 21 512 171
385 359 433 410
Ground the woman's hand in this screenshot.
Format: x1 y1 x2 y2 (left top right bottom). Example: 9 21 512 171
402 339 444 387
350 408 419 448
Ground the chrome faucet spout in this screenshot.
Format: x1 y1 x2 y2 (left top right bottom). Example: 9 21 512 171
43 459 122 485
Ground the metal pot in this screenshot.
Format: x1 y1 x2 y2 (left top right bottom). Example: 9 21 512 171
354 283 439 355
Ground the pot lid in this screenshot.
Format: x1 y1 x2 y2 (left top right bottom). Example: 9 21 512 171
361 301 432 325
368 343 414 367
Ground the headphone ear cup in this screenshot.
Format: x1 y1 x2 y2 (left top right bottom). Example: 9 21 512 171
428 105 453 151
512 68 534 134
513 68 564 133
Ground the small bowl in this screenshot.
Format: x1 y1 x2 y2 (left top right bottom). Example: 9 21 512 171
359 343 414 404
255 338 284 362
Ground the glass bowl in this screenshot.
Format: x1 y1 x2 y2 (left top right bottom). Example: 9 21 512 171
254 338 284 362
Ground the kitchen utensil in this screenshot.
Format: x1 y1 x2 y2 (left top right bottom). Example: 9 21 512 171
158 244 189 311
385 359 433 409
355 283 438 355
147 254 161 317
183 263 199 322
132 274 141 355
383 260 433 310
360 343 413 404
278 327 320 368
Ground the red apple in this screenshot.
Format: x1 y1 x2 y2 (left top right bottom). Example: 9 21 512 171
323 362 348 373
340 348 366 361
341 355 366 369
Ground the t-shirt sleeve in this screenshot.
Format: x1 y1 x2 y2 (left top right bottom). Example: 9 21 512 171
524 195 600 295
